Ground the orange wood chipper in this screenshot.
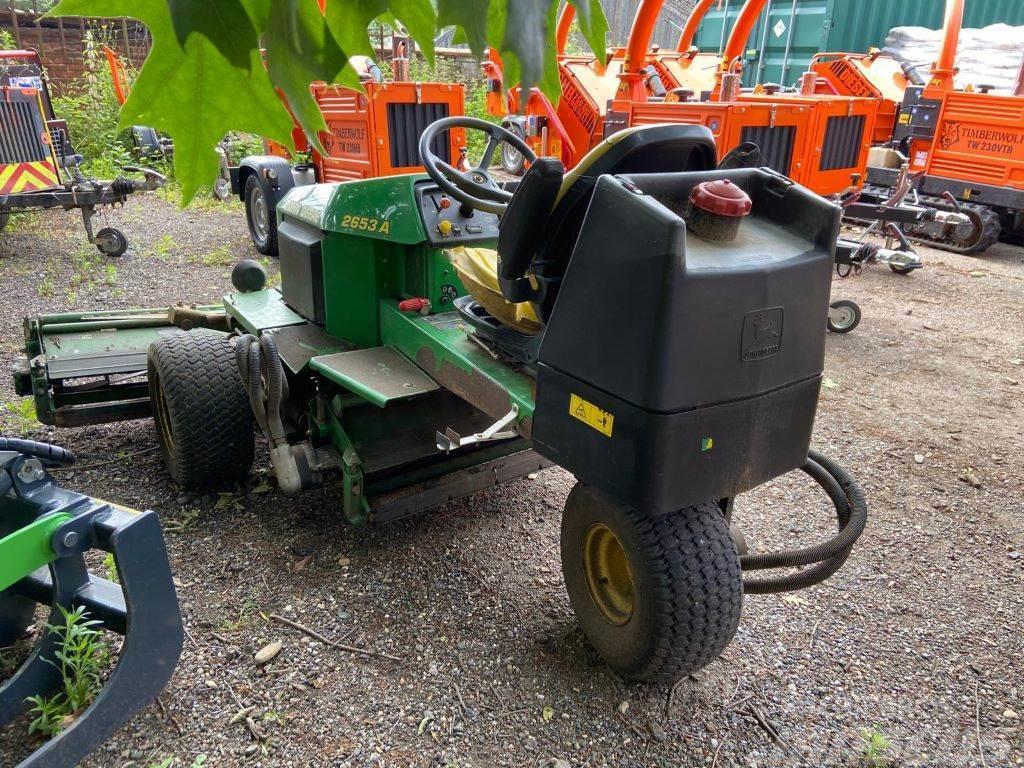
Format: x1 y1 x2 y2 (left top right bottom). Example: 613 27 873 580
104 32 469 258
487 0 880 199
805 0 1024 253
1 49 163 255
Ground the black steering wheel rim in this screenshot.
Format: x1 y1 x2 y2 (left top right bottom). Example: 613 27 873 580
418 116 537 215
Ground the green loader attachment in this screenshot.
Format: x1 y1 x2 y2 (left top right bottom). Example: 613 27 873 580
0 438 182 768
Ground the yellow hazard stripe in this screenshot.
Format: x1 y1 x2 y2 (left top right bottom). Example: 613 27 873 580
0 160 59 194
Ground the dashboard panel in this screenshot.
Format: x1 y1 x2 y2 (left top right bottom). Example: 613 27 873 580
415 182 501 247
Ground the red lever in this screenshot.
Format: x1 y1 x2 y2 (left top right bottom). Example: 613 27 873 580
398 298 431 313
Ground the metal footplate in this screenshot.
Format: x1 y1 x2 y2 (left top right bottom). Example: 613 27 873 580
0 439 182 768
436 404 520 452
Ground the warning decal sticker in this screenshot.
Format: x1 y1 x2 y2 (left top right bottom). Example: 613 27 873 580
569 394 614 438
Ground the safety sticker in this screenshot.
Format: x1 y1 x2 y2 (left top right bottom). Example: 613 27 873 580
569 394 614 437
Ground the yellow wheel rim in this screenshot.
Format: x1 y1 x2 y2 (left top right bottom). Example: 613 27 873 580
581 523 634 626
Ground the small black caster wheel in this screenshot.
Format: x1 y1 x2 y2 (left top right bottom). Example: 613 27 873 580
213 175 232 201
95 227 128 257
889 263 915 275
828 299 861 334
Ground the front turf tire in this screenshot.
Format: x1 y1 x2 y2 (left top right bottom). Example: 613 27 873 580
148 331 255 489
561 484 743 683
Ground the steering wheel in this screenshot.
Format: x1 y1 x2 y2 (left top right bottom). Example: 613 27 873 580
418 116 537 215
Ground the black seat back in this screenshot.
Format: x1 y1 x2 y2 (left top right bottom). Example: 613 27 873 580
496 156 564 303
530 124 717 323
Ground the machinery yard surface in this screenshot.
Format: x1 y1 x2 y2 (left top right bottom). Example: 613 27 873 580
0 199 1022 767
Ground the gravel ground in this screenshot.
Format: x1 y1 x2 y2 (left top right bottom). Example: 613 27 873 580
0 196 1022 768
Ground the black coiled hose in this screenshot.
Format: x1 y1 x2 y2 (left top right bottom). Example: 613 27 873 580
741 449 867 594
234 333 288 445
0 438 76 466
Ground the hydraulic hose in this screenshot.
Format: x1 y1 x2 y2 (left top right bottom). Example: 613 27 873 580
741 449 868 594
0 438 76 466
233 333 311 495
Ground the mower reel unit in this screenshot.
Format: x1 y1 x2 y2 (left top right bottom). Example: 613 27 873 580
16 122 867 684
0 438 182 768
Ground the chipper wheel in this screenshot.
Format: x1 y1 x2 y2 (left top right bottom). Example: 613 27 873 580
827 300 861 334
561 484 743 683
244 175 279 256
148 331 255 488
0 211 9 233
94 227 128 258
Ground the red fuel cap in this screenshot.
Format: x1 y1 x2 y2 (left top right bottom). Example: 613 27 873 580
689 179 752 217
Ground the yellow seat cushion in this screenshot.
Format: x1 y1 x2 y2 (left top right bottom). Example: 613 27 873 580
446 246 543 335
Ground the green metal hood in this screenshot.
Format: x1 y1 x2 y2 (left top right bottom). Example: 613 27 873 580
277 175 429 244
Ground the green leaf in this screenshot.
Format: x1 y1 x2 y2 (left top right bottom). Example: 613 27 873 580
438 0 491 57
488 0 560 102
567 0 609 60
264 0 358 154
167 0 265 69
324 0 437 72
49 0 295 204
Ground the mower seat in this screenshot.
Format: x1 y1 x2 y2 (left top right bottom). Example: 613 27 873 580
448 124 717 336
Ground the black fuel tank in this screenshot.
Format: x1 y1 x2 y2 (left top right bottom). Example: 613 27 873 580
532 169 839 514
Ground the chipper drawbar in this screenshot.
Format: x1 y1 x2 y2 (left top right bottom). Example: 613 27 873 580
15 121 866 683
0 438 182 768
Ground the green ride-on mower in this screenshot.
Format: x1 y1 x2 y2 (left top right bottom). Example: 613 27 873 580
0 438 182 768
14 120 867 683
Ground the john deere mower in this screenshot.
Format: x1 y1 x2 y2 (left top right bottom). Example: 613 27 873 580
0 437 182 767
14 120 866 683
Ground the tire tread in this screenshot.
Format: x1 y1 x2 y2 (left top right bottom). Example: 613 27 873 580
148 331 254 488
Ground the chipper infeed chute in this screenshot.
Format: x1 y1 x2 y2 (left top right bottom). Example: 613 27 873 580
0 438 182 768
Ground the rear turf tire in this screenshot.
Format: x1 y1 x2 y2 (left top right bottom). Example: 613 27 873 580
561 484 743 683
148 331 255 489
245 174 278 257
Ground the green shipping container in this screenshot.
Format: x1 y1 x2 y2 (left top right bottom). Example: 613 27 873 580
691 0 1024 87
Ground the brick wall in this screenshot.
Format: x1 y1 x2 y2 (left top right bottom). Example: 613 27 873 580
1 6 149 94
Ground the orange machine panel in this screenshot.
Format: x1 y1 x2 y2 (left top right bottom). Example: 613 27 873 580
647 50 722 97
620 99 816 187
927 91 1024 190
740 94 877 194
315 81 466 182
811 55 909 144
553 57 624 166
265 81 466 183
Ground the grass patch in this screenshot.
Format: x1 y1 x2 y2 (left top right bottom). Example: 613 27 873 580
37 275 56 298
3 399 38 435
215 600 261 634
147 234 179 261
26 606 110 738
858 726 892 767
199 246 235 267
